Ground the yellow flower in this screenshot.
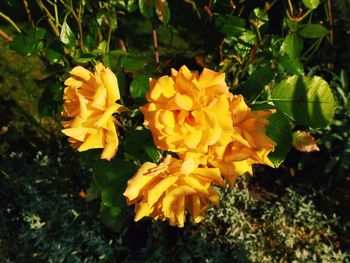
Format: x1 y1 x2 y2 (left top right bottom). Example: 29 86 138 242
208 94 276 187
61 63 123 160
123 155 224 227
141 65 231 154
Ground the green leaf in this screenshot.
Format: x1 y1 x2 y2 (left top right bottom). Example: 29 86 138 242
96 40 107 54
156 0 170 25
299 24 329 39
284 18 298 32
249 8 269 32
96 12 107 26
130 75 149 105
94 159 134 190
278 55 304 75
117 72 127 97
109 15 118 30
123 129 162 163
280 33 303 59
251 104 292 167
78 149 101 170
215 15 246 37
9 28 47 56
139 0 155 19
94 159 135 231
45 39 63 64
46 47 62 64
102 53 111 68
120 56 148 70
38 81 63 117
103 50 129 68
127 0 138 13
266 111 293 167
60 18 76 47
271 75 336 128
85 183 100 201
235 30 257 56
340 69 348 91
100 201 128 232
74 53 96 64
232 66 274 102
108 49 130 57
302 0 319 9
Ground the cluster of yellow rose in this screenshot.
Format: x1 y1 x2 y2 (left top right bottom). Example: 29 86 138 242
61 64 276 228
61 63 124 160
124 65 276 227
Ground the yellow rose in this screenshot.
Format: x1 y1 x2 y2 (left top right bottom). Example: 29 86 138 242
208 94 276 187
141 65 231 154
61 63 124 160
123 155 224 227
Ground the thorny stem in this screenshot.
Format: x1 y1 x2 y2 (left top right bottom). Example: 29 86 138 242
204 0 213 17
22 0 34 28
118 38 127 52
0 12 21 33
327 0 334 46
152 20 160 70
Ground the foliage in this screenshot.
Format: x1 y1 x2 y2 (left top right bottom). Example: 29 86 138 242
123 179 349 262
0 149 119 262
1 0 350 259
1 149 348 262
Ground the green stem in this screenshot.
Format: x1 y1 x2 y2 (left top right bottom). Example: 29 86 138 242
0 11 21 33
69 0 84 50
253 22 262 43
35 0 60 36
251 100 271 105
54 0 59 28
301 38 322 60
264 0 280 11
106 19 113 52
287 0 294 15
286 0 312 23
303 38 323 62
295 9 312 22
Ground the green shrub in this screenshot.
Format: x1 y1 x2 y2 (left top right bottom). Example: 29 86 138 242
133 179 349 263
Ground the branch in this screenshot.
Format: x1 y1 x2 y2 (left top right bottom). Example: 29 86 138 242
35 0 60 36
22 0 35 28
0 11 21 33
69 0 84 50
327 0 334 46
152 21 160 70
264 0 279 12
0 29 13 42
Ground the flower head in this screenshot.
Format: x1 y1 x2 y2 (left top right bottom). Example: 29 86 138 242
61 63 123 160
141 66 276 187
141 65 231 154
123 155 224 227
208 94 276 186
